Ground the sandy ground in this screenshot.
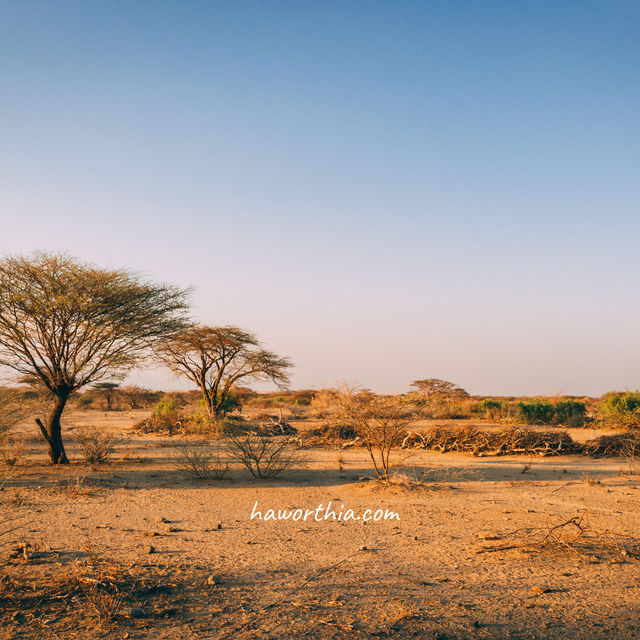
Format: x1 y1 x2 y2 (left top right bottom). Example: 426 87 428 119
1 410 639 639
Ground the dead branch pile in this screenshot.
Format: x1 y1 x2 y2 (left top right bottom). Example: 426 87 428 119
475 512 640 562
402 426 579 456
581 432 640 458
304 423 361 447
253 420 298 437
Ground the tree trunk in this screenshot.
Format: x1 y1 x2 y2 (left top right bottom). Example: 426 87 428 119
200 382 216 422
35 392 70 464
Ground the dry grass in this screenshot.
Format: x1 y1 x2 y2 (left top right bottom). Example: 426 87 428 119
56 474 93 498
0 558 206 632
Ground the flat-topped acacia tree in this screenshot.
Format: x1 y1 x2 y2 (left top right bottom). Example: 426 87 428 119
0 253 190 464
156 325 292 420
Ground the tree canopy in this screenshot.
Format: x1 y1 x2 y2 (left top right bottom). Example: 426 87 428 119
0 253 190 462
156 325 292 419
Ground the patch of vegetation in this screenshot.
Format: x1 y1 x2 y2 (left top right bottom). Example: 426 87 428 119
173 442 230 480
598 391 640 428
226 430 300 479
75 427 127 464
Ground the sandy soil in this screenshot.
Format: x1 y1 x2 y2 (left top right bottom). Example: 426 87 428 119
1 410 639 639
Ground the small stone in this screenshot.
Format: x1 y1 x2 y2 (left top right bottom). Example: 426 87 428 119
155 516 169 524
531 586 550 595
207 574 218 585
144 544 155 554
358 545 367 551
217 522 222 530
122 606 144 618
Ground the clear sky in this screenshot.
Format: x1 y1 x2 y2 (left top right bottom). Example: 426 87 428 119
1 1 639 396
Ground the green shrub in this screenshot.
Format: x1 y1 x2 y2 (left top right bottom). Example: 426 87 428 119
599 392 640 429
153 399 177 416
471 398 518 422
553 400 586 427
517 400 555 425
475 398 502 421
435 403 472 419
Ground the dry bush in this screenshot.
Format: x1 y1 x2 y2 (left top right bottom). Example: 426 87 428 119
174 442 230 480
83 584 123 624
75 427 126 464
226 431 299 479
476 511 640 562
0 435 25 468
320 386 422 481
402 425 579 457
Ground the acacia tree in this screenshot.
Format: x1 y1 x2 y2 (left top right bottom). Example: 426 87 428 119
93 382 120 410
119 385 156 409
156 325 292 420
0 254 190 463
410 378 468 414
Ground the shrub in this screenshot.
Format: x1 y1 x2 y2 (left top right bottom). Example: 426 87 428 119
475 398 503 421
553 400 586 427
226 430 299 479
517 400 555 425
1 436 25 468
598 392 640 429
434 402 472 419
135 408 184 434
326 386 421 481
154 398 178 415
74 394 95 409
174 442 229 480
75 427 125 464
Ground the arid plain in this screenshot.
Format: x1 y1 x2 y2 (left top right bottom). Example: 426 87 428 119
1 404 639 640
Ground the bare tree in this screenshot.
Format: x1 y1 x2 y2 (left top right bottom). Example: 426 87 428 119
0 253 190 464
156 326 292 420
327 386 421 481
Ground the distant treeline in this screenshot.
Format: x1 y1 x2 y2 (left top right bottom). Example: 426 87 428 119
4 385 638 431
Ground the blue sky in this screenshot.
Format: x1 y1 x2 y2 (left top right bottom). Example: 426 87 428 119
1 1 639 395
